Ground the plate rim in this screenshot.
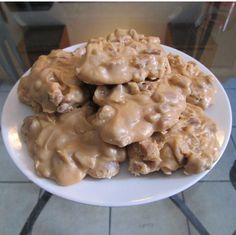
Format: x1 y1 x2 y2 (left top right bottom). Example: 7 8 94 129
1 43 232 207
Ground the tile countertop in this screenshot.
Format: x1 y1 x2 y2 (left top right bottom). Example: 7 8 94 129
0 79 236 235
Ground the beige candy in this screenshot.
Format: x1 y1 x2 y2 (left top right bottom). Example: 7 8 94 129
76 29 171 85
18 48 89 113
21 105 126 186
168 53 216 109
91 75 190 147
128 104 219 176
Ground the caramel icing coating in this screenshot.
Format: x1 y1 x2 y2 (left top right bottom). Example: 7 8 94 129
76 29 171 85
21 105 126 186
128 104 219 176
18 29 219 185
168 53 216 109
91 75 190 147
18 49 89 113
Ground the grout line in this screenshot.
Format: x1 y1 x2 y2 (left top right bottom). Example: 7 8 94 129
182 192 191 235
108 207 112 235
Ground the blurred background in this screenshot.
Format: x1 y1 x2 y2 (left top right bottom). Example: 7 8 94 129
0 2 235 83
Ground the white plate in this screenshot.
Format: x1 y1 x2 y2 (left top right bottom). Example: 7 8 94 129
1 44 232 207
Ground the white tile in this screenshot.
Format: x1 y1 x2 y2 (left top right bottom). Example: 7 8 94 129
33 196 109 235
223 78 236 89
226 89 236 126
0 91 28 182
111 198 189 235
0 183 39 235
230 128 236 185
184 182 236 235
0 91 10 117
0 81 14 92
0 137 28 181
203 138 236 181
231 128 236 143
